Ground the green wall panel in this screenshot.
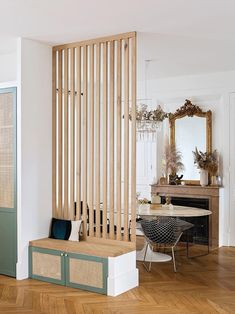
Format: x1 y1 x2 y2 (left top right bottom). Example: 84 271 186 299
0 211 16 276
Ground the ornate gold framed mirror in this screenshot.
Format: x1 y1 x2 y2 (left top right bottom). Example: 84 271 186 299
169 100 212 185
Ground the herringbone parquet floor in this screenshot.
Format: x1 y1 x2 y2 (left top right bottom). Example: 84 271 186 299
1 245 235 313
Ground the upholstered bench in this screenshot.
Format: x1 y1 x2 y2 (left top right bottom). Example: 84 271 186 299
29 237 138 296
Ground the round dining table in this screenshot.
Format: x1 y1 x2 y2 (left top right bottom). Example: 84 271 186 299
136 204 212 262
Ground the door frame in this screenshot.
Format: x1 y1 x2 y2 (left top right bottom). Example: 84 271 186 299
0 87 17 276
228 93 235 246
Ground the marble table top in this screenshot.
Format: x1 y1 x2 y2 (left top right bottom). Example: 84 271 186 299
137 204 212 217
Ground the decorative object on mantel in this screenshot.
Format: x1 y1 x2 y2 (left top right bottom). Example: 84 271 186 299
159 176 167 185
169 173 184 185
129 103 168 140
192 147 219 186
216 175 222 186
207 151 219 186
199 169 208 187
163 137 184 185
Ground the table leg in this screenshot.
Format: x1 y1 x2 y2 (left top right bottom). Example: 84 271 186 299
136 240 172 262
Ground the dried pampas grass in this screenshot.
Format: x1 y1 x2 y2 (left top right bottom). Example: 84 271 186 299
163 137 184 176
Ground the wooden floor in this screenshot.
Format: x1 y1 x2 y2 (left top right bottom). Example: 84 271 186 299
1 246 235 313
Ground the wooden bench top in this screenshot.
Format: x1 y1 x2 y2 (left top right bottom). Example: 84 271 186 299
29 237 136 258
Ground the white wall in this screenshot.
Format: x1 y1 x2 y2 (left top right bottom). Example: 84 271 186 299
141 70 235 246
0 52 17 83
136 138 157 199
0 38 17 83
17 38 52 279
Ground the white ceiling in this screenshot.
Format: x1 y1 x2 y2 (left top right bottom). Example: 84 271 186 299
1 0 235 78
0 0 235 45
140 33 235 79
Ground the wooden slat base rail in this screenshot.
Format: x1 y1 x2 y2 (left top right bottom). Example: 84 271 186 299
151 184 220 249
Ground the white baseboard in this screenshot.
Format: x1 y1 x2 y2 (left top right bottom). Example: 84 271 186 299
107 250 139 296
107 268 139 296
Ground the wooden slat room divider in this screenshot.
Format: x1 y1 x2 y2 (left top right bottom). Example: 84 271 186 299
52 32 136 242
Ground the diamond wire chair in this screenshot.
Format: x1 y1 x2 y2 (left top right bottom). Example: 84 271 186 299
140 217 184 272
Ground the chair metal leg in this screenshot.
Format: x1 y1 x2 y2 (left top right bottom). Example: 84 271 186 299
148 244 153 272
172 247 177 272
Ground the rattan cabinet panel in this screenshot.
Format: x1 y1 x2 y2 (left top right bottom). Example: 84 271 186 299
29 246 108 294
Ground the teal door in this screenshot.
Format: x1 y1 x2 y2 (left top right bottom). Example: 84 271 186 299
29 247 66 285
65 253 108 294
0 87 17 277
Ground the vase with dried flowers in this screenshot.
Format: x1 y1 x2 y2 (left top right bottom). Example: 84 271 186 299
163 138 184 185
192 147 219 186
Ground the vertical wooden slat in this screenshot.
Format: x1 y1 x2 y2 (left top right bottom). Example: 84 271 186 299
57 50 63 218
63 48 69 219
131 36 136 242
124 39 129 241
89 45 95 237
102 42 108 239
82 45 88 238
53 33 136 242
69 48 75 220
95 44 101 238
52 50 57 217
109 41 115 239
76 47 81 220
116 40 122 241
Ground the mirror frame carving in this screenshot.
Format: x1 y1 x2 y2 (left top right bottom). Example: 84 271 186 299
169 99 212 185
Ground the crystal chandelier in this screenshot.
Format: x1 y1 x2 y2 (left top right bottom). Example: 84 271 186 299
133 59 169 139
134 103 169 139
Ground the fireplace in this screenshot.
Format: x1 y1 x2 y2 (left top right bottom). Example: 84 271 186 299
150 184 220 248
160 196 209 245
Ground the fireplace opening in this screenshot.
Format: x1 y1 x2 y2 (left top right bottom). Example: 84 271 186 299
160 196 209 245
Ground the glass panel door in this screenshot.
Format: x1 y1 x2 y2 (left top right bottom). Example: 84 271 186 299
0 87 17 277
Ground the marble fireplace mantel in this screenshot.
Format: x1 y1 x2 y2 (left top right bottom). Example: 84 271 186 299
150 184 220 249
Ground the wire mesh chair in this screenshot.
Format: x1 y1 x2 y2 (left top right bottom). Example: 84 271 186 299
140 217 183 272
